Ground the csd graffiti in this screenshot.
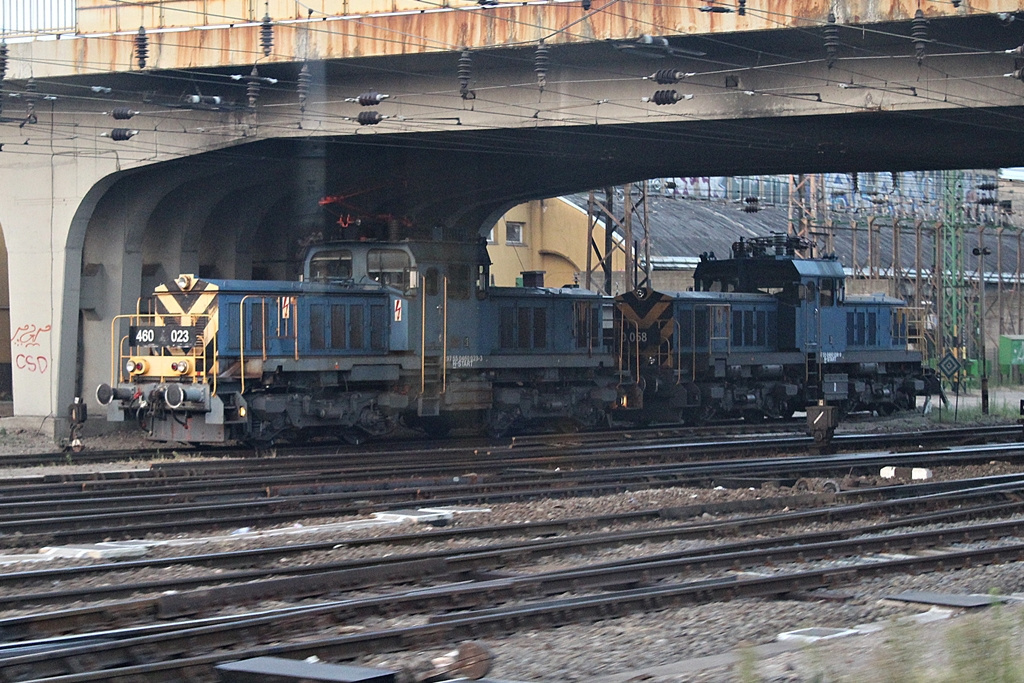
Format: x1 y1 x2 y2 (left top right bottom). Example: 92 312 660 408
15 355 48 373
12 323 51 374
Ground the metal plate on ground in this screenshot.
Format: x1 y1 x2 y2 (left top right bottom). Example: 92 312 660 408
884 590 1010 608
216 657 396 682
777 627 860 643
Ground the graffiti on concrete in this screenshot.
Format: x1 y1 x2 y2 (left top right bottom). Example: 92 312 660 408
12 323 51 374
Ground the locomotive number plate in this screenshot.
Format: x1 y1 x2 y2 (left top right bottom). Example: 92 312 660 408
129 326 199 348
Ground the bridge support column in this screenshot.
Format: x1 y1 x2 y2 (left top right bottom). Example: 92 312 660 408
0 154 118 439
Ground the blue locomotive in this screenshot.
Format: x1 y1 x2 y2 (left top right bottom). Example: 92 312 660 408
614 234 927 424
96 233 927 444
96 239 616 444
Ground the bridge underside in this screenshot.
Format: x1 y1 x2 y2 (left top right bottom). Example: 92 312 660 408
200 105 1024 242
4 6 1024 427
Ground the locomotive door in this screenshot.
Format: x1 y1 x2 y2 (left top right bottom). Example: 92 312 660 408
419 267 447 416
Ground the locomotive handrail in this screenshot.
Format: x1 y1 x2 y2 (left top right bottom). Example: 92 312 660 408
673 319 682 385
442 276 448 395
238 295 269 395
420 285 426 395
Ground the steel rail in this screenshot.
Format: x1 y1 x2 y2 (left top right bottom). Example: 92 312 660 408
5 441 1024 546
6 519 1024 682
0 477 1022 640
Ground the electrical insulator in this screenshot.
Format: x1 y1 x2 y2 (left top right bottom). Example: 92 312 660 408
111 106 137 120
651 89 684 105
1008 68 1024 82
458 51 474 99
357 111 383 125
743 197 760 213
104 128 138 141
135 26 148 70
582 0 591 9
357 91 388 106
699 4 733 11
298 64 311 112
1006 44 1024 56
978 196 997 205
851 172 859 193
738 0 745 15
823 13 839 69
911 9 928 64
978 181 998 191
534 43 549 91
260 12 274 57
247 66 261 109
651 69 689 84
0 41 7 82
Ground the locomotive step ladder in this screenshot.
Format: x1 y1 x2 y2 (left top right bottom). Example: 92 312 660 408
805 352 821 401
418 354 443 417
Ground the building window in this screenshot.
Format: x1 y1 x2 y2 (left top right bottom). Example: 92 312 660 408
506 222 524 245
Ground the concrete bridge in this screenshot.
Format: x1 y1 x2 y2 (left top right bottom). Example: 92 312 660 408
1 0 1023 434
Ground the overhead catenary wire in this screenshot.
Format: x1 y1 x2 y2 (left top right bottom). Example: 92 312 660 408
0 1 1022 166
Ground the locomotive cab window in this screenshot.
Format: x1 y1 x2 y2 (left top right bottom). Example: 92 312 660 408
368 249 412 291
308 250 353 282
424 268 440 296
819 278 835 307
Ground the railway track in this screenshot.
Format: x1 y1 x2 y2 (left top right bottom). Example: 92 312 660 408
1 436 1024 546
1 481 1023 681
0 429 1022 681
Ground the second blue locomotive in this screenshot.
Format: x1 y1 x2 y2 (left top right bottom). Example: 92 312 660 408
614 234 925 425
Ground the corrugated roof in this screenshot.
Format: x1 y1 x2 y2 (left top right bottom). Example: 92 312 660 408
563 193 1021 279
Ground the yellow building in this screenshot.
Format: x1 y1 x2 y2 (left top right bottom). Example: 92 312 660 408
488 198 627 290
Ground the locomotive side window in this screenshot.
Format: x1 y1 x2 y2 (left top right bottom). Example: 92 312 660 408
694 309 709 347
820 278 835 306
309 304 326 350
330 305 347 349
370 304 387 350
732 311 743 346
350 306 365 350
448 264 471 300
248 302 265 350
868 312 877 346
368 249 411 290
500 305 548 350
573 302 600 349
517 308 531 348
500 308 515 349
533 307 547 348
425 268 440 296
308 250 353 281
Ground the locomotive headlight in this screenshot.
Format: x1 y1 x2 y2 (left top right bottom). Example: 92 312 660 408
174 275 192 291
125 360 136 374
170 360 190 374
126 359 147 375
238 406 247 418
